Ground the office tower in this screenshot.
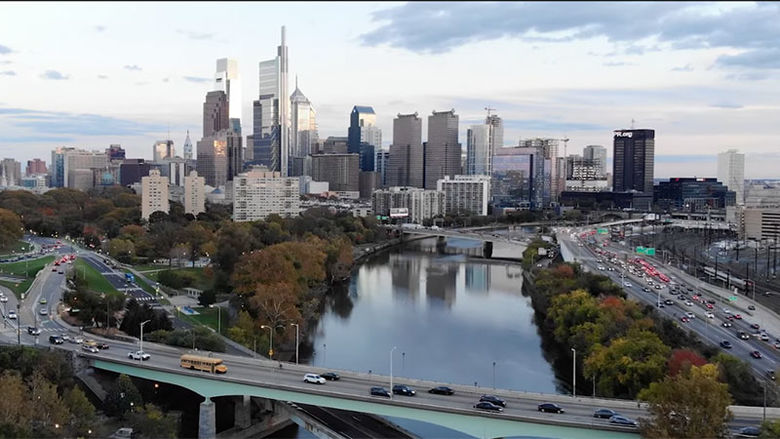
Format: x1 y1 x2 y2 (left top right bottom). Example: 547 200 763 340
119 159 150 186
517 138 559 203
166 157 194 187
184 170 206 217
583 145 607 178
612 129 655 193
387 113 423 188
106 144 126 161
183 131 193 160
141 169 170 221
319 136 348 154
215 58 242 133
311 153 359 194
233 166 300 221
654 177 735 211
717 149 745 205
348 106 382 171
437 175 491 216
290 78 318 158
424 109 461 189
25 158 47 176
197 130 242 188
375 149 390 187
50 147 110 189
492 146 545 209
486 114 504 153
153 140 175 162
0 159 21 186
250 26 289 175
203 90 229 138
467 124 490 175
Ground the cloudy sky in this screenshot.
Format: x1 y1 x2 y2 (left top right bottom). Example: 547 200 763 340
1 1 779 178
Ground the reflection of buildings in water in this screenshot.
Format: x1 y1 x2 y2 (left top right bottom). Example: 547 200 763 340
391 254 420 298
425 262 458 307
465 264 490 293
487 264 524 295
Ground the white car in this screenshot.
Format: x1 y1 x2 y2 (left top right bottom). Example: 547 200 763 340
685 301 693 307
623 282 632 287
685 312 695 319
7 310 17 319
706 312 714 319
128 350 150 361
0 295 7 303
597 265 605 271
303 373 326 385
39 308 48 316
82 344 99 354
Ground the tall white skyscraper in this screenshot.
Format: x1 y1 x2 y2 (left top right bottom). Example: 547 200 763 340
290 77 318 158
467 124 490 175
717 149 745 205
215 58 242 133
583 145 607 178
250 26 289 175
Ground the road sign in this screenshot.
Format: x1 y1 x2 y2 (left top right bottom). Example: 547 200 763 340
729 296 737 302
635 246 656 255
597 228 608 234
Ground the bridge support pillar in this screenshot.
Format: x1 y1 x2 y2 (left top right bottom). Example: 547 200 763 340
199 398 216 439
235 395 251 430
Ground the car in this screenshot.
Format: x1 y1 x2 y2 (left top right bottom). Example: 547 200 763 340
597 265 605 271
685 301 693 307
736 426 761 437
39 298 47 304
7 310 17 319
767 370 776 381
680 317 689 323
642 287 651 293
734 314 743 320
52 267 57 272
609 415 638 427
748 305 756 310
685 312 695 319
428 386 454 395
751 350 762 359
96 342 110 350
48 335 63 344
0 295 8 303
58 270 64 274
655 284 662 290
538 403 564 413
479 394 507 407
303 373 326 384
723 308 732 314
720 340 733 349
739 332 751 340
706 312 714 319
623 282 632 287
27 326 41 336
761 333 770 341
751 323 760 330
706 303 714 310
128 350 150 361
392 384 416 396
775 342 780 350
82 344 99 353
593 408 621 419
474 401 503 412
83 339 97 348
370 386 391 398
39 308 48 316
70 336 83 344
320 372 340 381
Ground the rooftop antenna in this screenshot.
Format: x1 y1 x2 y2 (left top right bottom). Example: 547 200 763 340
630 118 636 129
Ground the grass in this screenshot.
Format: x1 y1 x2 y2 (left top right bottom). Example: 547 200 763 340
133 264 169 273
73 259 118 294
145 267 212 291
0 240 34 257
0 255 55 278
0 278 32 297
176 306 224 334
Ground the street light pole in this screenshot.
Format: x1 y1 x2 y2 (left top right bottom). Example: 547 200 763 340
571 347 576 398
261 325 273 359
390 346 397 399
139 319 151 353
209 305 221 334
290 323 300 364
492 361 496 389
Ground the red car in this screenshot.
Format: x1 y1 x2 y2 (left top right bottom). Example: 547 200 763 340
680 317 690 323
734 314 743 320
706 303 714 310
751 351 762 359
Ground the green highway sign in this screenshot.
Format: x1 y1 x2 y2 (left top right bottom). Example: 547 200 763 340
597 228 608 234
635 246 656 256
729 296 737 302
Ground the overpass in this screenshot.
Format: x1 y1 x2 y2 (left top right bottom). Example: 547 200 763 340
81 352 642 439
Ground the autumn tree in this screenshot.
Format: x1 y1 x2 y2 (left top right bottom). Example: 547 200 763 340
668 349 707 376
63 386 96 437
28 370 70 436
0 207 23 250
0 371 31 436
639 364 732 438
128 403 178 438
104 374 143 418
546 289 601 353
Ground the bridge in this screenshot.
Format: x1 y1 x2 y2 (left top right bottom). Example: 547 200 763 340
78 350 643 439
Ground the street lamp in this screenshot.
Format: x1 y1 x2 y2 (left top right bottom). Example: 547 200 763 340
261 325 274 359
390 346 397 399
209 304 221 334
492 361 496 389
290 323 300 364
571 347 576 398
139 320 151 353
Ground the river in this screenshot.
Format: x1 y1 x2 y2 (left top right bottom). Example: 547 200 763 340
279 236 560 438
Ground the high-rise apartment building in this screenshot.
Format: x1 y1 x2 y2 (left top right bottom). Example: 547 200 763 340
583 145 607 178
25 158 47 176
311 153 359 194
517 138 560 203
215 58 242 133
612 129 655 194
387 113 423 188
424 110 461 189
348 106 382 172
466 125 490 175
50 147 110 188
717 149 745 205
233 166 300 221
249 26 289 175
183 131 193 160
290 78 318 159
375 149 390 187
184 170 206 217
371 186 444 224
141 169 170 221
0 159 21 186
152 140 175 162
203 90 229 138
437 175 491 216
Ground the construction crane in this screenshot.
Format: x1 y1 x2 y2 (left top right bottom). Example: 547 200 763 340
485 106 496 119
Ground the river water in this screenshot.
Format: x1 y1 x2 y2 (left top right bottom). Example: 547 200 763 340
280 237 560 438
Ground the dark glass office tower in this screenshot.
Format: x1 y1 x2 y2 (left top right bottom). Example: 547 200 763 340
612 129 654 193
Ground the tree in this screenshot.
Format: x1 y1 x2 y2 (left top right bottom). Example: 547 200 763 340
712 352 765 405
0 371 31 435
0 208 23 250
108 238 136 263
104 374 143 418
63 386 96 437
668 349 707 376
28 371 69 436
639 364 732 438
128 403 178 438
760 419 780 438
546 289 601 352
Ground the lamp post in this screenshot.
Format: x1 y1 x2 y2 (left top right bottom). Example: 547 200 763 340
390 346 397 399
209 304 221 334
261 325 274 359
16 303 21 346
290 323 300 364
492 361 496 389
571 347 576 398
139 319 151 353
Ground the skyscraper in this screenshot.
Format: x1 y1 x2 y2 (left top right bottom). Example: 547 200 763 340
486 114 504 153
348 106 382 172
141 169 169 221
467 125 490 175
387 113 423 188
583 145 607 178
250 26 289 175
290 77 318 159
424 109 461 189
184 170 206 217
153 140 175 162
612 129 655 193
203 90 229 138
215 58 242 134
375 149 390 187
0 159 21 187
197 130 242 188
183 131 193 160
25 158 47 176
106 144 126 161
717 149 745 205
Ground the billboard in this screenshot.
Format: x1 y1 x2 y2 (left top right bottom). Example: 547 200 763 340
389 208 409 218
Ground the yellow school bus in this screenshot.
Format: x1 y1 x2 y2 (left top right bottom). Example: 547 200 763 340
180 354 228 374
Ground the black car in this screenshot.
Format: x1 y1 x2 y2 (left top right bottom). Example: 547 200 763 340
321 372 340 381
48 335 63 344
473 401 503 412
593 408 620 419
479 395 506 407
538 403 564 413
392 384 416 396
664 299 674 306
370 387 391 398
428 386 454 395
720 340 733 349
27 326 41 336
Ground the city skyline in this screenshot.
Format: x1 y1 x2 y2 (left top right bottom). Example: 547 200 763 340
1 2 780 178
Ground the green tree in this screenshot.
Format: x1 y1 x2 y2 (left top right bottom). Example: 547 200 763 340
760 419 780 438
127 403 178 438
546 289 601 352
0 371 31 436
28 371 69 436
104 374 143 418
108 238 136 263
639 364 732 438
62 386 96 437
0 208 23 250
712 352 765 405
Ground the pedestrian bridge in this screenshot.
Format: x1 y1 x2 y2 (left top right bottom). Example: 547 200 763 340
88 356 639 439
